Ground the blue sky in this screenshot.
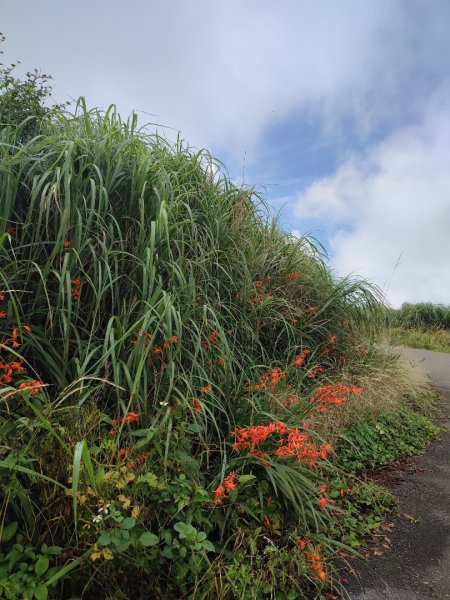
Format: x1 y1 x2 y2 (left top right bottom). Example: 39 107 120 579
3 0 450 306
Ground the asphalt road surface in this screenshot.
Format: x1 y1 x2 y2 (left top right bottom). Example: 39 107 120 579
348 347 450 600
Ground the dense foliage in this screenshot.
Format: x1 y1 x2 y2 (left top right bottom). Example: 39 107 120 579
0 61 436 599
386 302 450 330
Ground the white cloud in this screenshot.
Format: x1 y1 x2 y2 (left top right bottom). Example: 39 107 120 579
2 1 450 158
293 96 450 306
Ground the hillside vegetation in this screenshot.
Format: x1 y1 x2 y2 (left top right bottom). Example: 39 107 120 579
0 67 437 600
384 303 450 353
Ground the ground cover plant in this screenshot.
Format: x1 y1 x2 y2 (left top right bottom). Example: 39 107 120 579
0 59 438 599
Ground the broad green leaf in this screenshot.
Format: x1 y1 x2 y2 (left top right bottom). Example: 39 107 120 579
139 532 159 547
0 521 18 543
35 555 49 577
34 584 48 600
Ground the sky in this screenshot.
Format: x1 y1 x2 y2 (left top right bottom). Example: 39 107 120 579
2 0 450 306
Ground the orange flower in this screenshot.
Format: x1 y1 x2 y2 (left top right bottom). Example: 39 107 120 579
310 383 361 411
18 380 44 396
318 497 333 511
223 473 238 491
209 331 219 345
169 335 178 344
118 448 130 460
71 278 81 300
254 281 264 288
293 348 310 367
127 452 149 470
0 312 6 319
189 399 202 413
202 384 212 393
317 570 327 583
63 240 72 248
0 294 5 302
6 226 16 235
122 412 141 424
213 484 227 505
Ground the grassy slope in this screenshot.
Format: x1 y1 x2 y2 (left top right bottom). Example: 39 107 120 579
0 103 435 599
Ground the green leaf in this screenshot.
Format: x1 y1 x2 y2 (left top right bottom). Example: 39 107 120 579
238 474 256 484
35 555 49 577
139 532 159 547
137 472 159 487
98 531 111 546
202 539 215 552
34 584 48 600
121 517 135 530
0 521 18 543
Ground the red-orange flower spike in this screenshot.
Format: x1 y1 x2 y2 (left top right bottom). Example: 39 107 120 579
224 473 238 491
122 412 141 424
118 448 129 460
189 399 202 413
213 484 227 505
208 331 219 345
293 348 310 367
318 497 333 511
202 384 212 393
127 452 149 470
0 294 5 302
63 240 72 248
18 380 44 396
286 272 299 280
0 312 6 319
254 280 264 288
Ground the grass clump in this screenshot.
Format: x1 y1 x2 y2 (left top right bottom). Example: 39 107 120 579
0 82 435 598
0 99 385 599
386 302 450 330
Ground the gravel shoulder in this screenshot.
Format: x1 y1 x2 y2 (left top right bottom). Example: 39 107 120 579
347 347 450 600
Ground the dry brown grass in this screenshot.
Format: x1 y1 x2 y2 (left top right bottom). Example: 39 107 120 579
317 348 430 441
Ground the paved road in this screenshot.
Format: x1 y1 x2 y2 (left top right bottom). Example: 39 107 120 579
348 347 450 600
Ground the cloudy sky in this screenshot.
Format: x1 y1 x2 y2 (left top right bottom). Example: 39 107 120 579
2 0 450 306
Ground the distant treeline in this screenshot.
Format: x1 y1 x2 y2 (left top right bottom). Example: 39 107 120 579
386 302 450 330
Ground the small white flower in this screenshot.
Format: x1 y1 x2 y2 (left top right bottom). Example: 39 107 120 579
159 401 168 406
92 514 103 524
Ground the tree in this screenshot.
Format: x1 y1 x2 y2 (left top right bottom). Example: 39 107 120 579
0 33 68 139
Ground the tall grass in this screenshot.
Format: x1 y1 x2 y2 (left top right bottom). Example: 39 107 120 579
386 302 450 330
0 102 386 598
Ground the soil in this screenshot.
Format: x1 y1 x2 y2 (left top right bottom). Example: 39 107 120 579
344 348 450 600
